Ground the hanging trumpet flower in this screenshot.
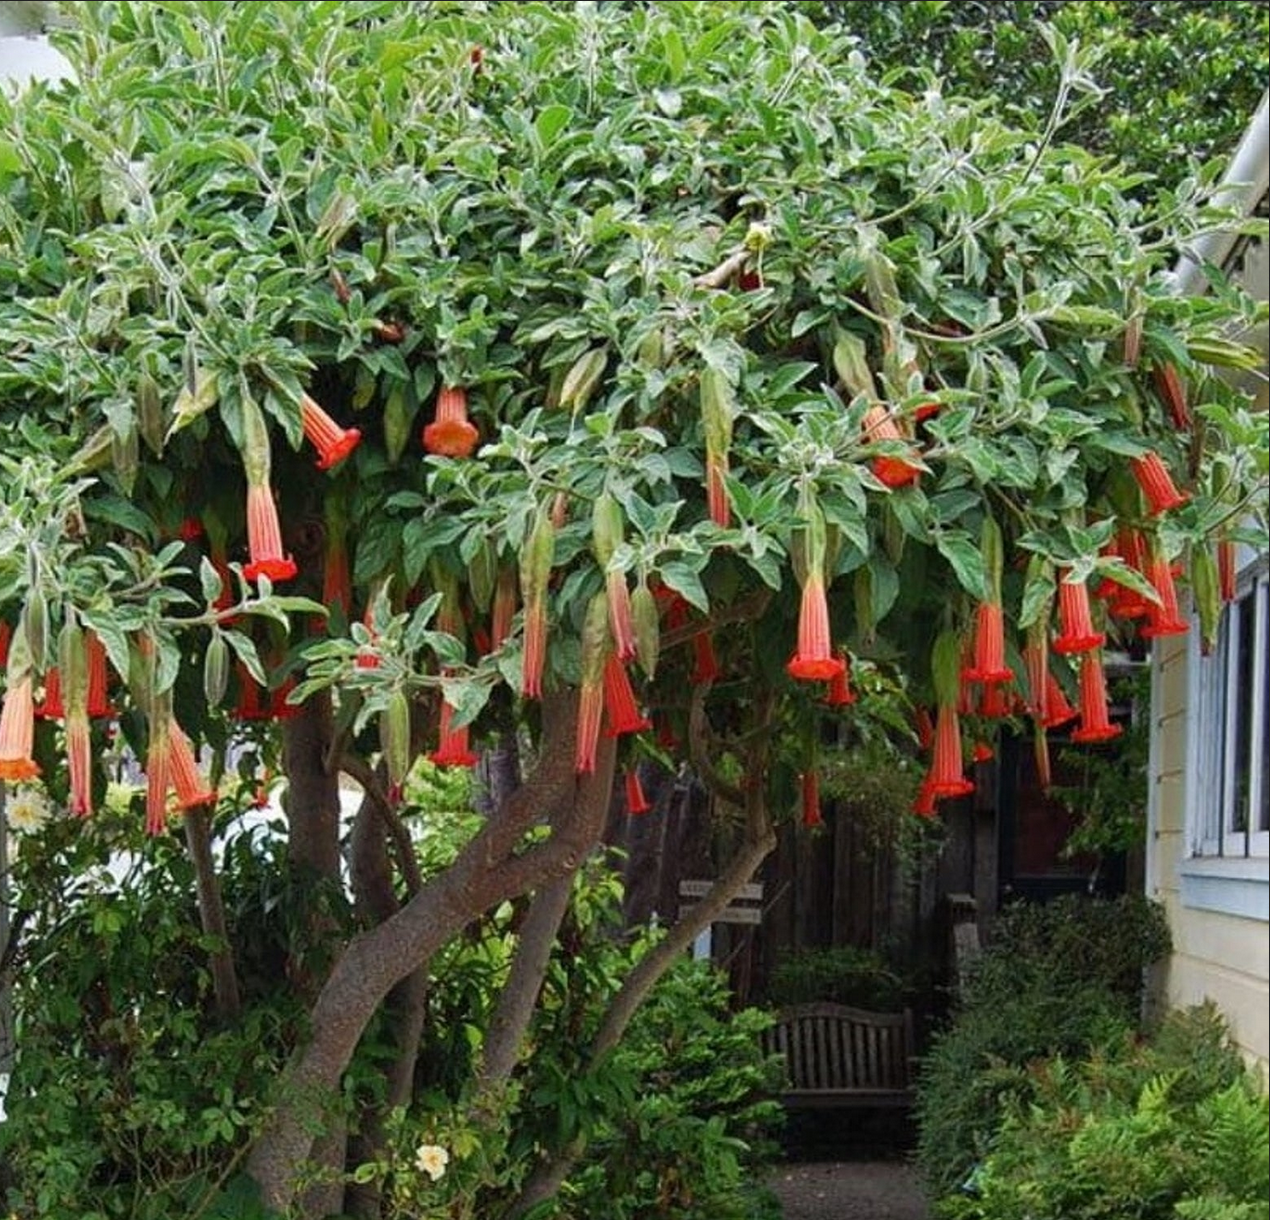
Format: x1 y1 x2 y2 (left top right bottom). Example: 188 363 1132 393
787 495 845 682
962 518 1013 684
1053 570 1105 655
925 631 974 801
592 492 636 663
1130 451 1188 516
1071 652 1122 744
1139 534 1189 639
625 768 651 815
300 392 361 470
168 725 217 810
603 654 651 737
86 631 112 718
239 394 296 583
423 386 479 458
61 618 93 817
0 626 40 783
430 699 479 769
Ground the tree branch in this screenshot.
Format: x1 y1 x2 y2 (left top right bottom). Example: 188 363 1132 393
504 685 779 1220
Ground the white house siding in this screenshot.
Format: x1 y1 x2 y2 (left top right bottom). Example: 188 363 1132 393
1149 633 1270 1073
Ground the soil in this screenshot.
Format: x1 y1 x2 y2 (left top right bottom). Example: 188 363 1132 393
767 1160 931 1220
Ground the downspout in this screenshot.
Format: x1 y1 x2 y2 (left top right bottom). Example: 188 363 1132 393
1169 88 1270 295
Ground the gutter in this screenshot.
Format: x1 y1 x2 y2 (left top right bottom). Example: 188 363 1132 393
1170 89 1270 294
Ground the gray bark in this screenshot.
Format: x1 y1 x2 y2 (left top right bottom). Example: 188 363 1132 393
472 873 574 1106
182 804 241 1021
246 692 615 1215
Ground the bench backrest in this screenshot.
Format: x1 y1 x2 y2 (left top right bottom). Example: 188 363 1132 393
761 1002 914 1093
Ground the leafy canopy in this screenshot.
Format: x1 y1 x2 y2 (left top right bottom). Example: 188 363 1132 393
0 0 1266 808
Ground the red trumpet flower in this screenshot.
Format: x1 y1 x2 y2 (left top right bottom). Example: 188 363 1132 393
625 769 651 815
430 702 479 768
1043 673 1079 730
1131 452 1188 516
86 632 112 718
1140 542 1189 639
691 630 720 685
1071 652 1122 744
244 482 297 583
862 405 922 488
169 726 217 809
145 713 172 836
67 711 92 817
927 704 974 798
912 779 938 819
34 667 64 719
1217 538 1237 602
824 655 856 706
962 601 1014 684
1053 574 1105 654
423 386 479 458
603 655 651 737
0 673 41 782
606 572 637 664
301 393 361 470
787 572 845 682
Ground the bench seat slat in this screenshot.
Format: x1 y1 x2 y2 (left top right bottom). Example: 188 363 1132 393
762 1003 915 1111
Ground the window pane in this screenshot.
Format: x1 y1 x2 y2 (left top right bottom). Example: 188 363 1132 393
1232 590 1255 835
1258 582 1269 835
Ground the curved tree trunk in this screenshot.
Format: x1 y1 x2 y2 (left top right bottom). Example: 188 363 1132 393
247 692 615 1214
183 804 241 1021
279 690 348 1218
344 778 431 1220
472 872 574 1110
504 801 776 1220
505 685 780 1219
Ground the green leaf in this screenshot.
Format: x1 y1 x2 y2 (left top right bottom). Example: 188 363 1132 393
200 556 225 606
82 610 131 685
1019 559 1056 630
222 630 267 686
662 27 688 79
867 556 900 624
84 496 158 543
659 559 709 613
535 104 572 148
934 530 988 602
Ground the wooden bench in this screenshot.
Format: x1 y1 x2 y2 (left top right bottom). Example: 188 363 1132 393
761 1002 916 1109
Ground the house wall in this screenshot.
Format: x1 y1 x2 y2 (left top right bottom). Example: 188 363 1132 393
1148 635 1270 1073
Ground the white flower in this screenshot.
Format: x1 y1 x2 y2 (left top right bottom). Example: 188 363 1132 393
6 786 50 834
414 1142 450 1182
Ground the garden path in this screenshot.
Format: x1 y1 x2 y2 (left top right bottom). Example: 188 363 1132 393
768 1159 930 1220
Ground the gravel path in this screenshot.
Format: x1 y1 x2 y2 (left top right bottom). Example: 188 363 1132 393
768 1160 931 1220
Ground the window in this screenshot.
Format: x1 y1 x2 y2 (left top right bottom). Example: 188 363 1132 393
1191 555 1269 860
1181 551 1269 921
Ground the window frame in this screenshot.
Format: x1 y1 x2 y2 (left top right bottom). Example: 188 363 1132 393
1180 547 1269 921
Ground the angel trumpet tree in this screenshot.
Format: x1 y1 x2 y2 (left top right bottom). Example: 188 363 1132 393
0 5 1265 1219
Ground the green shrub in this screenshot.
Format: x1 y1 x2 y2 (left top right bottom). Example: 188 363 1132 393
914 893 1171 1196
561 959 785 1220
0 811 303 1220
766 944 907 1010
937 1005 1269 1220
